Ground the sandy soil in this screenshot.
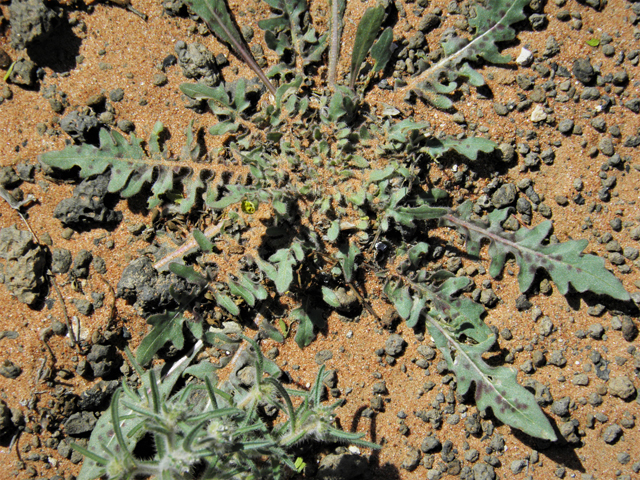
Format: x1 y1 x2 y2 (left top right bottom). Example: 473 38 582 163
0 0 639 479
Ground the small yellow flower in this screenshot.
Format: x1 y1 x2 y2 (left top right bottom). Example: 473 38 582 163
241 200 256 214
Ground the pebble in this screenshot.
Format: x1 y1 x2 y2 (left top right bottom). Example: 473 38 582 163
152 73 168 86
608 376 636 400
602 423 622 444
598 137 614 156
110 88 125 102
573 58 595 84
572 373 589 386
558 119 574 134
516 47 534 66
530 105 547 122
551 396 571 417
314 349 333 365
385 334 406 357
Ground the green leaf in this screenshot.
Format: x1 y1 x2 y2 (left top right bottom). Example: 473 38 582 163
349 5 385 90
408 242 429 267
383 280 412 320
193 229 215 253
321 286 341 308
402 0 530 109
184 0 276 96
39 126 219 213
137 310 187 365
327 220 340 242
443 204 630 301
229 279 256 307
371 27 393 73
214 290 240 316
169 263 209 287
292 307 317 347
425 136 496 161
255 247 298 293
338 242 360 283
586 38 600 47
427 319 557 441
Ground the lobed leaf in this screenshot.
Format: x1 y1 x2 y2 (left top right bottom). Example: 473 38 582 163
427 319 557 441
400 0 531 108
443 203 630 301
39 125 215 213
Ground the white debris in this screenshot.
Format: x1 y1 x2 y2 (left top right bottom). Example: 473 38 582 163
516 47 534 67
530 105 547 123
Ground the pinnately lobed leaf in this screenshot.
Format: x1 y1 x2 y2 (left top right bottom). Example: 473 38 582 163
443 202 630 301
427 319 557 441
400 0 531 107
39 124 212 214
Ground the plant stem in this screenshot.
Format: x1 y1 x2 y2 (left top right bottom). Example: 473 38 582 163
327 0 343 88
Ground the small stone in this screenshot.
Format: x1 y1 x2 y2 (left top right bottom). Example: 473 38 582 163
587 323 604 339
493 103 509 116
598 137 614 156
587 304 605 317
511 459 527 474
572 373 589 386
620 317 638 342
617 452 631 465
152 73 168 86
516 47 534 66
385 334 406 357
548 350 566 367
491 183 517 208
558 119 574 134
602 423 622 444
0 359 22 379
110 88 125 102
551 396 570 416
608 376 636 400
573 58 595 84
314 349 333 365
117 119 135 132
421 435 441 453
530 105 547 122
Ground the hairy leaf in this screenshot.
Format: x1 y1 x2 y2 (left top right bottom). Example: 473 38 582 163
185 0 276 96
443 202 630 300
424 136 496 161
77 344 203 480
400 0 531 108
292 306 320 347
371 27 394 73
137 310 189 365
39 124 213 214
259 0 327 69
427 319 557 441
255 246 300 293
349 5 385 90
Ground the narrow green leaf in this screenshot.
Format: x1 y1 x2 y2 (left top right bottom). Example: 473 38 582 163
228 280 256 307
169 263 208 287
184 0 276 96
193 229 215 253
371 27 393 73
349 6 385 89
214 291 240 316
